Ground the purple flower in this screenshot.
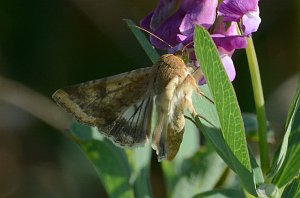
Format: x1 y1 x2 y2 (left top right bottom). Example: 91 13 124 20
140 0 261 82
218 0 261 35
211 20 247 51
141 0 218 49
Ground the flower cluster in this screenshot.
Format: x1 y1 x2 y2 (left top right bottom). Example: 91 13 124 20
140 0 261 81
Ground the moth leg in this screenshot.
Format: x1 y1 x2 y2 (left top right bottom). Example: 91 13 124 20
179 74 199 116
195 89 214 104
182 75 217 128
188 74 214 104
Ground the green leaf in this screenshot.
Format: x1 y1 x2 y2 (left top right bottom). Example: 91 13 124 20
193 188 246 198
69 122 152 198
124 19 160 63
194 26 254 194
271 78 300 187
192 86 257 195
282 176 300 198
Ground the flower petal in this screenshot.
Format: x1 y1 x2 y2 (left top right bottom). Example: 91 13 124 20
179 0 218 35
218 0 259 22
242 7 261 35
196 54 236 84
220 53 236 82
150 0 182 29
213 35 247 51
213 20 239 35
150 11 183 49
140 11 153 30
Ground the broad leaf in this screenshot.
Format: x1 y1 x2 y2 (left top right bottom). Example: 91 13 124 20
192 86 257 195
194 25 255 195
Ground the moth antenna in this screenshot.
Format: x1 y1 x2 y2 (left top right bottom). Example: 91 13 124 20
129 25 177 52
181 40 194 54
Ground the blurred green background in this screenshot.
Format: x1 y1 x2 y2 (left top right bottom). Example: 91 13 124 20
0 0 299 197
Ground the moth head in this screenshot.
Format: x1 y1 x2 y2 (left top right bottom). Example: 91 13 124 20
173 50 190 65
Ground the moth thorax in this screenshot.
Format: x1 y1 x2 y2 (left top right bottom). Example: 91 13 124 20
153 54 189 95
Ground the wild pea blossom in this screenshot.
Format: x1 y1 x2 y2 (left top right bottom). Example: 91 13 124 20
140 0 261 82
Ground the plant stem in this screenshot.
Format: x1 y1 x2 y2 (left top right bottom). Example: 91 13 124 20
245 37 270 174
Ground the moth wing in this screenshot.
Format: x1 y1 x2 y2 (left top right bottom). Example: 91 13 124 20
52 67 153 147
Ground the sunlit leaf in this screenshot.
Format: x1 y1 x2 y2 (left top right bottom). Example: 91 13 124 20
194 25 255 195
192 86 257 195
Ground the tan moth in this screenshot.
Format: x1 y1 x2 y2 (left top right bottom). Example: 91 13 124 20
52 30 211 161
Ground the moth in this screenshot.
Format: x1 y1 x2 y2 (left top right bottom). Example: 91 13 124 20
52 44 209 161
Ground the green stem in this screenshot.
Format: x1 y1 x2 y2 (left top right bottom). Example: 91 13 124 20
245 37 269 174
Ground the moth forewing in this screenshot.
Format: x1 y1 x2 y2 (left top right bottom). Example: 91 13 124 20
52 67 154 147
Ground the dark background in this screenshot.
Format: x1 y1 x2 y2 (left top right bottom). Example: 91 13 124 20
0 0 299 197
